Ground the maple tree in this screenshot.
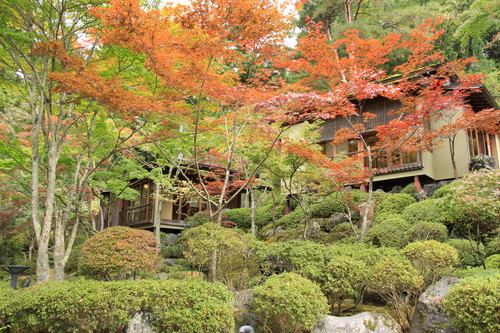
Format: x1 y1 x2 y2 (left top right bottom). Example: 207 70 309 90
257 18 494 243
0 0 154 283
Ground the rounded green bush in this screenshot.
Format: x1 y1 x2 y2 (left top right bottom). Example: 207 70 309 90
405 222 449 243
401 199 447 225
0 278 233 333
403 240 459 284
376 193 417 216
256 202 284 228
365 217 411 248
310 193 347 218
254 272 328 333
79 226 160 280
326 222 358 243
485 237 500 256
276 209 305 229
224 207 252 229
485 254 500 269
444 275 500 333
447 239 486 268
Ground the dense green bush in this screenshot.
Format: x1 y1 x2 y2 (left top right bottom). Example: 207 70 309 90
326 222 358 243
485 254 500 269
186 211 211 226
0 278 233 333
309 193 347 218
368 256 423 331
485 236 500 256
444 275 500 333
400 199 447 225
254 272 328 333
400 183 418 197
405 222 449 243
403 240 459 285
79 226 160 280
276 209 305 229
447 239 485 268
224 207 251 229
364 217 411 248
376 193 417 216
255 202 284 228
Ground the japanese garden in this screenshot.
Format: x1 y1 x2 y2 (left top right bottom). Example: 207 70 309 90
0 0 500 332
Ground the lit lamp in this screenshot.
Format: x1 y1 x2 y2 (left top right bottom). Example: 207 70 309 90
1 265 30 289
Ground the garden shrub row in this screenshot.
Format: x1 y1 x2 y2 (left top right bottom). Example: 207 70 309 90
0 278 233 333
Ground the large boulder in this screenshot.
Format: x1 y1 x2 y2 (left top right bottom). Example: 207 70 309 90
233 289 259 330
469 154 496 171
410 277 459 333
126 311 156 333
312 311 402 333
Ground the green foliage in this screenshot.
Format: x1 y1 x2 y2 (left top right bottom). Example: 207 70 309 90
326 222 359 243
432 183 453 198
78 226 160 280
224 207 251 229
186 211 211 227
365 217 411 248
447 239 486 268
400 183 418 197
403 240 459 285
400 199 447 225
255 202 284 228
368 255 424 331
180 223 258 289
405 222 449 243
276 209 305 229
438 170 500 239
444 275 500 333
485 254 500 269
486 236 500 256
160 243 184 259
309 193 348 218
0 278 233 333
254 272 328 333
376 193 417 216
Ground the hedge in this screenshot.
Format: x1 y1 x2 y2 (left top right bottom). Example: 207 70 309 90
0 278 233 333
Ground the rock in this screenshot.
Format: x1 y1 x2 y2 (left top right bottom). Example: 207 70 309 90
322 213 350 232
233 289 259 330
410 277 460 333
312 311 402 333
469 154 496 171
307 220 322 239
127 311 156 333
391 185 403 193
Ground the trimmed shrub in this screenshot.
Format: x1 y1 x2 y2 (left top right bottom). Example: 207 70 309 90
276 209 305 229
309 193 347 218
0 278 233 333
224 207 251 229
485 254 500 269
186 211 211 226
447 239 486 268
364 217 411 248
403 240 459 285
368 256 423 331
326 222 358 243
444 275 500 333
255 202 284 228
485 236 500 256
376 193 417 215
401 183 418 197
400 199 447 225
79 226 160 280
254 272 328 333
405 222 449 243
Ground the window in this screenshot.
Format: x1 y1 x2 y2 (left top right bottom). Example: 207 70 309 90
120 179 153 225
